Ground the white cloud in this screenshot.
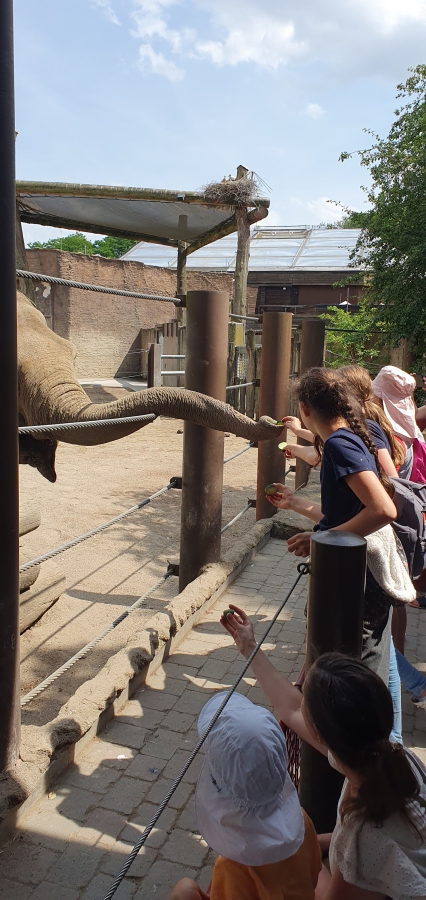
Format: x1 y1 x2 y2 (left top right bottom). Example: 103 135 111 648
91 0 120 26
138 43 185 80
306 103 324 119
195 16 306 68
290 195 343 224
127 0 426 82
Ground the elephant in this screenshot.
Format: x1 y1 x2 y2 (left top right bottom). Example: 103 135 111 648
17 291 284 481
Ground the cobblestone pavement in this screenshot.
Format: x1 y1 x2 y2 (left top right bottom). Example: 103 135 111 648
1 539 425 900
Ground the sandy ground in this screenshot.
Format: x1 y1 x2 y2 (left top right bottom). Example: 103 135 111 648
19 388 269 728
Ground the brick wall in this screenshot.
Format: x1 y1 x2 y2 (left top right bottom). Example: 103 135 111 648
27 250 234 378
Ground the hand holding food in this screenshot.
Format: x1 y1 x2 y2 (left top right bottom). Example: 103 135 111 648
265 483 294 509
220 604 256 658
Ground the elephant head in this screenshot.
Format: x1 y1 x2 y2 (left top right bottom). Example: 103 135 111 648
18 291 284 480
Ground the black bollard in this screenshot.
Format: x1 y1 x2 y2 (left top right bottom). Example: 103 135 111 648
298 530 367 834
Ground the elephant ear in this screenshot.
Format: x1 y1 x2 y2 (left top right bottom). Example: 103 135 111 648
19 434 58 483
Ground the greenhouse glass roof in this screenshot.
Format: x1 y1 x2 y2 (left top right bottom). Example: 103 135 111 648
122 226 362 271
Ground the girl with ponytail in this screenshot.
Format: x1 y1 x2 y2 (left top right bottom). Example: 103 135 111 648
268 367 399 686
221 610 426 900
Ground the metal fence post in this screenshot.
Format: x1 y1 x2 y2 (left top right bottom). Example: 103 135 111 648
295 320 325 489
299 531 366 833
0 0 20 768
256 312 292 520
179 291 228 591
147 343 161 388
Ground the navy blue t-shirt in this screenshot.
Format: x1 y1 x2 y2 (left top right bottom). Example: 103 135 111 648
317 428 378 531
366 418 391 454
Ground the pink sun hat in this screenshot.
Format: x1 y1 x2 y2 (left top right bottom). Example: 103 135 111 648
372 366 424 442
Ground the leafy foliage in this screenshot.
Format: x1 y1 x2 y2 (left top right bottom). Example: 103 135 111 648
320 299 388 373
28 232 137 259
320 211 370 229
340 65 426 367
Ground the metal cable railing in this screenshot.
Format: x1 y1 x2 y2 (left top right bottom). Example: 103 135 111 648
101 562 309 900
20 568 174 707
18 413 156 437
224 442 255 464
17 270 182 305
225 381 256 392
19 479 179 572
221 501 254 534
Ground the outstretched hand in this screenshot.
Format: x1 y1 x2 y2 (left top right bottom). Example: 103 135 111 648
220 604 257 659
287 532 312 557
266 484 294 510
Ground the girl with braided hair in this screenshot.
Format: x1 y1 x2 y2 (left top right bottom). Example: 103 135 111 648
268 367 399 688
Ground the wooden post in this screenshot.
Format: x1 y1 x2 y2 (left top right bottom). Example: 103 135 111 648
295 320 326 489
0 0 21 769
256 312 293 520
176 241 187 326
233 165 250 322
147 343 161 388
179 291 228 591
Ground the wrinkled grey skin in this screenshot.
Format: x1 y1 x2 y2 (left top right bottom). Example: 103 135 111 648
18 292 284 481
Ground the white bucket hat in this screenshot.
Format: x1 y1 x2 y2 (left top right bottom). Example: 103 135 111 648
195 692 305 866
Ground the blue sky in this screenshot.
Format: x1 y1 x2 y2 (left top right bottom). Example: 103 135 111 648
15 0 426 245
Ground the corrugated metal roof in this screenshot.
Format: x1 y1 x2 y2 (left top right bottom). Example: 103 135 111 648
121 226 362 271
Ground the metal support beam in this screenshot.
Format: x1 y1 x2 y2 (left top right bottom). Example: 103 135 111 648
299 531 366 834
0 0 20 769
147 343 161 388
256 312 292 520
179 291 228 591
295 320 325 489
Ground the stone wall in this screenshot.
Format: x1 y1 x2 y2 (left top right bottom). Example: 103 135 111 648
27 250 235 378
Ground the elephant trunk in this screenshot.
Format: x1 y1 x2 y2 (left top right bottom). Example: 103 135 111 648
39 387 284 445
17 290 284 456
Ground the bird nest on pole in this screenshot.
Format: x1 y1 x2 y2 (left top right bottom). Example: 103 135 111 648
202 172 260 207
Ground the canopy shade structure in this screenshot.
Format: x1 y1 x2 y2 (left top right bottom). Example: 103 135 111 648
16 181 269 252
122 226 362 271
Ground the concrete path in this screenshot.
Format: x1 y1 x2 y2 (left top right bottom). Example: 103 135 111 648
1 538 425 900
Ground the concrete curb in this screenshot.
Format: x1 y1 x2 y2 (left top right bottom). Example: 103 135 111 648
0 514 277 840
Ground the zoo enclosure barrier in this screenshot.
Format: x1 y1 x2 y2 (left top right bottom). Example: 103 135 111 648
13 272 366 888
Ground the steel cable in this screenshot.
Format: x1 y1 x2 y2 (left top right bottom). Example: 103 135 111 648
223 442 255 464
19 480 178 573
20 569 174 707
17 270 182 305
221 502 253 534
101 562 309 900
18 413 156 436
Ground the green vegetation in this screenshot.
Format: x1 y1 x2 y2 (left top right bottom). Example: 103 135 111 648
339 64 426 368
320 300 388 373
28 232 137 259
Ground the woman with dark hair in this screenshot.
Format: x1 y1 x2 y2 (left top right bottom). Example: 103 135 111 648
222 606 426 900
268 368 405 698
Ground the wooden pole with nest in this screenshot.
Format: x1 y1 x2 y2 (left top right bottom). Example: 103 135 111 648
233 164 251 323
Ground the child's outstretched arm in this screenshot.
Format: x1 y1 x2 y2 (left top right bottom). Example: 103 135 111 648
221 605 326 756
282 416 315 443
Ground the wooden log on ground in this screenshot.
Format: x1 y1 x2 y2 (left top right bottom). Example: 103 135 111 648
19 503 41 537
19 560 65 633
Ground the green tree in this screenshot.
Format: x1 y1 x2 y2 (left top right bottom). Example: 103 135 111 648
340 65 426 367
28 232 137 259
320 299 388 373
29 232 95 254
91 235 137 258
